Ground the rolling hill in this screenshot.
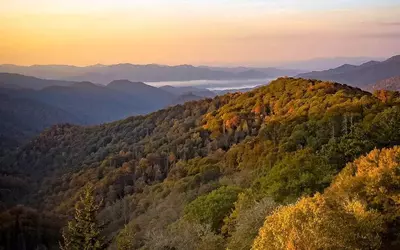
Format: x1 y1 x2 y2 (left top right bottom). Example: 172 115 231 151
297 55 400 88
160 85 216 98
168 92 205 106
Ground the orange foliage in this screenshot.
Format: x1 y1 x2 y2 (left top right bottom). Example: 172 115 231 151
376 90 390 103
225 115 241 129
252 104 262 115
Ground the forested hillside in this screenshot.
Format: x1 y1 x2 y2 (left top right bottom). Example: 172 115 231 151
1 78 400 250
0 74 216 155
0 92 80 156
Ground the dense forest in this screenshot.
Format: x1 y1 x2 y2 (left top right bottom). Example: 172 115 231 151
1 77 400 249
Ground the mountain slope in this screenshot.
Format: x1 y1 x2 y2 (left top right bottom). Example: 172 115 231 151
160 85 216 98
0 92 80 155
278 56 383 71
107 80 175 109
169 92 205 105
369 76 400 91
37 82 148 123
0 75 187 155
297 55 400 88
0 75 181 126
0 73 76 90
1 78 400 249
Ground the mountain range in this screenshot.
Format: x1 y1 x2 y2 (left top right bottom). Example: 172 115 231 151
278 56 383 71
0 73 225 153
0 64 299 84
1 53 399 155
297 55 400 88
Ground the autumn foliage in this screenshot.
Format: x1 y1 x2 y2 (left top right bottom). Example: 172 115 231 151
253 147 400 250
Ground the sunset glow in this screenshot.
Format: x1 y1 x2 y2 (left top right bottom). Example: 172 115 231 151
1 0 399 66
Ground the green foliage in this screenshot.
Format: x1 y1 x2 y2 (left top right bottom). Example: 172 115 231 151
184 186 241 231
224 194 277 250
60 184 106 250
258 149 336 202
253 146 400 250
369 106 400 146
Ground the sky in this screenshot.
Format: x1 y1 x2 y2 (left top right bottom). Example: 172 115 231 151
0 0 399 66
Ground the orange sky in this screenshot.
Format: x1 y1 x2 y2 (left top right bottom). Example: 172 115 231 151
1 0 399 66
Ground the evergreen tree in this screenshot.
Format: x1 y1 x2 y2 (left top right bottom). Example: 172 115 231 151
60 184 105 250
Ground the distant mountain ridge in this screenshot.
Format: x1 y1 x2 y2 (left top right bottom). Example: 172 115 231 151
297 55 400 88
0 63 299 84
0 91 80 154
0 73 76 90
0 73 222 154
0 74 177 125
279 56 383 71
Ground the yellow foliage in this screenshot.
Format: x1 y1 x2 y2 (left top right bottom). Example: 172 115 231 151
327 146 400 220
252 194 382 250
253 146 400 250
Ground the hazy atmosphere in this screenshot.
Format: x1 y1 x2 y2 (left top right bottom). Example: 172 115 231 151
1 0 399 66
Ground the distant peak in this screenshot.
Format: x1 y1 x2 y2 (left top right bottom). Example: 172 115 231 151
72 81 97 88
108 79 146 86
89 63 106 67
337 63 356 68
360 60 380 67
176 64 195 68
330 63 357 72
385 55 400 62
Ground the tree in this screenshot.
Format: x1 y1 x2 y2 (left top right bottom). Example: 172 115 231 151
225 196 277 250
260 149 336 202
184 186 241 231
252 194 383 250
253 147 400 250
60 184 106 250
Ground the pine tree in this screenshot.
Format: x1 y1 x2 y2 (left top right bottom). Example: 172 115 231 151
60 184 105 250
